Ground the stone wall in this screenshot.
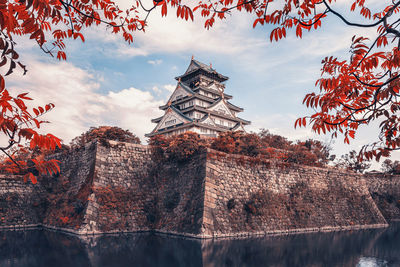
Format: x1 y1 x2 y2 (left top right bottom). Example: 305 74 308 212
81 140 206 236
40 141 98 231
364 173 400 221
202 150 387 237
0 141 394 238
0 175 45 228
81 141 154 233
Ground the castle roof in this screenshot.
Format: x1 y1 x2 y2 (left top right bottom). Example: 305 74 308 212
175 59 229 82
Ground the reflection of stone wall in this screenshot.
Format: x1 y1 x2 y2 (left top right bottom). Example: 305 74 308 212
364 173 400 221
0 141 393 238
2 224 400 267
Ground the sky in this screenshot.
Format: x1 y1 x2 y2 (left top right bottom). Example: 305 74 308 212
4 0 400 169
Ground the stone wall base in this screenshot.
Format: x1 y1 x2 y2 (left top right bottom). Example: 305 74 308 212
0 223 389 240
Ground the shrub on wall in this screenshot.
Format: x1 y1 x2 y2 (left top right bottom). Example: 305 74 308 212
149 130 334 167
70 126 141 148
166 132 205 162
149 132 206 163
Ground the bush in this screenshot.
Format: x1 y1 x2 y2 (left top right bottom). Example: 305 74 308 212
149 130 335 167
70 126 140 148
165 132 204 162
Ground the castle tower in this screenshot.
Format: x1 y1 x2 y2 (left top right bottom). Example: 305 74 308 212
145 58 251 138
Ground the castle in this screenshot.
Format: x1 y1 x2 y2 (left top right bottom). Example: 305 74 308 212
146 58 250 137
0 59 399 239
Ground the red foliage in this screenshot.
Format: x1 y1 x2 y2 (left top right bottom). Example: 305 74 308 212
151 130 334 167
165 132 205 162
0 86 61 183
149 131 206 162
70 126 141 148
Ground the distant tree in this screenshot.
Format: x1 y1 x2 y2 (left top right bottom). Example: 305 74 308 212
70 126 140 148
381 159 400 174
211 131 261 157
210 131 241 154
258 129 291 150
336 150 371 173
284 139 334 167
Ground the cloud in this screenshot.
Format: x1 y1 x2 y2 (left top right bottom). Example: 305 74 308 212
163 84 175 92
81 10 264 58
7 56 163 143
147 59 163 65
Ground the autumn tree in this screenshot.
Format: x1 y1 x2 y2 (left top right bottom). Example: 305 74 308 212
0 92 61 183
285 139 335 167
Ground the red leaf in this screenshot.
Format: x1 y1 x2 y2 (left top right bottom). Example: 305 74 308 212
161 2 167 17
29 173 37 184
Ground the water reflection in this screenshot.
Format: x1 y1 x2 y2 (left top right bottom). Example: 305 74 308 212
0 223 400 267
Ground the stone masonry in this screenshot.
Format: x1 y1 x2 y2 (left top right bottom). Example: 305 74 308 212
0 140 394 238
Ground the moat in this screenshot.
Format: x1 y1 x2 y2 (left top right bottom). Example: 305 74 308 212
1 222 400 267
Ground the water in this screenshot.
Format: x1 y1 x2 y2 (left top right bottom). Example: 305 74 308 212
1 223 400 267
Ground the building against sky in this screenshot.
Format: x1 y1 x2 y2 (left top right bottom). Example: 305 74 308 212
146 58 250 137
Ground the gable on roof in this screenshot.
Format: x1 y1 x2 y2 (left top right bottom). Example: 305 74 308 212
167 83 193 103
207 81 221 92
153 107 192 132
199 114 217 127
207 99 234 117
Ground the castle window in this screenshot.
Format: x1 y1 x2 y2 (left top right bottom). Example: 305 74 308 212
228 122 232 127
201 128 207 133
218 108 226 114
165 119 176 126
